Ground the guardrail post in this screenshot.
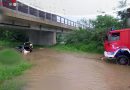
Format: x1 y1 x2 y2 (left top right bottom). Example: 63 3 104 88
69 20 70 25
60 16 62 23
57 15 60 23
56 15 58 22
16 1 18 11
37 10 39 17
45 12 46 19
64 18 65 24
51 14 52 21
70 21 72 26
71 21 72 26
28 6 30 14
67 19 69 25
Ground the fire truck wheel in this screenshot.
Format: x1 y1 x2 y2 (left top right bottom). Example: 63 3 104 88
117 55 129 65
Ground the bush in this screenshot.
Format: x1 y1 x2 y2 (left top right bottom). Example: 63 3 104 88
0 40 21 48
55 15 122 54
61 28 105 53
0 29 28 42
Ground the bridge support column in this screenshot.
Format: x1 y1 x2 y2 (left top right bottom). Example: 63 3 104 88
29 30 56 46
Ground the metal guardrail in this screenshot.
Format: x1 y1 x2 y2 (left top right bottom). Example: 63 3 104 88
1 0 86 29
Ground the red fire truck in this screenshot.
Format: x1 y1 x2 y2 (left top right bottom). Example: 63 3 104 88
104 28 130 65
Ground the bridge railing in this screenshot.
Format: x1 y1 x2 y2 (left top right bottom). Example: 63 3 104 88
1 0 86 29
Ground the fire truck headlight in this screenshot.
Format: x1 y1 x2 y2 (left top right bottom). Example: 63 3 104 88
107 52 115 55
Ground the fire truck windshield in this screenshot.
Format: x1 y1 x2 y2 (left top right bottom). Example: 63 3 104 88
108 33 120 41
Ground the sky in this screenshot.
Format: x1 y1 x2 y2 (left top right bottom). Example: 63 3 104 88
18 0 130 21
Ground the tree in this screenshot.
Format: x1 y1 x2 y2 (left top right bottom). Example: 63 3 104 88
63 15 122 53
89 15 121 29
79 18 94 28
0 29 28 42
118 0 127 8
117 0 130 28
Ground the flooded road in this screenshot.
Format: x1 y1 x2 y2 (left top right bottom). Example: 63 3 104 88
24 48 130 90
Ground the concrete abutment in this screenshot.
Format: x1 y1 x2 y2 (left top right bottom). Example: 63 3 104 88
29 30 56 46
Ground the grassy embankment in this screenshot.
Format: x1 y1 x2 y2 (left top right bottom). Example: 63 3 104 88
53 43 104 54
0 40 31 90
0 40 22 48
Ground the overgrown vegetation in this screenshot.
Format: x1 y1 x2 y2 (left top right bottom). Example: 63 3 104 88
0 29 28 42
55 15 122 53
117 0 130 28
0 40 21 48
0 49 31 90
55 30 104 53
0 29 28 49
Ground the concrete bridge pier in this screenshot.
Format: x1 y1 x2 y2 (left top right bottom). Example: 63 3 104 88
29 30 56 46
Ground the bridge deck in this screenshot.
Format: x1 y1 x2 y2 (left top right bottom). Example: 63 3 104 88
0 0 86 31
0 7 75 30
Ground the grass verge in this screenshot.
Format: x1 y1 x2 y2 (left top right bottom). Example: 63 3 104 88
52 43 104 54
0 78 26 90
0 49 31 90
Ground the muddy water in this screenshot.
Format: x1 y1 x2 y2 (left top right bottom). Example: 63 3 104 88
23 48 130 90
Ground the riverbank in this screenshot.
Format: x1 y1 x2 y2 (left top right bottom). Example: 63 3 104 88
0 49 31 90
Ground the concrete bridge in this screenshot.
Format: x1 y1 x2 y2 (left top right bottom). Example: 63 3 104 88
0 0 86 45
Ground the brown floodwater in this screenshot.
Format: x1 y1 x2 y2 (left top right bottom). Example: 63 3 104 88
23 48 130 90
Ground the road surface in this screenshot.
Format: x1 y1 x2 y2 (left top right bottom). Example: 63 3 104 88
23 48 130 90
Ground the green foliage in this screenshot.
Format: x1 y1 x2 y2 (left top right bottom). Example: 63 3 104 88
65 28 106 45
56 15 122 54
117 0 129 28
0 29 28 42
0 62 31 80
91 15 122 29
118 9 130 28
0 49 31 81
59 28 105 53
54 43 103 54
118 0 127 8
0 49 22 65
0 40 21 48
65 30 91 44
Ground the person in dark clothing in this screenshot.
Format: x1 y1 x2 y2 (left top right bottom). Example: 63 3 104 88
24 42 33 52
16 42 33 52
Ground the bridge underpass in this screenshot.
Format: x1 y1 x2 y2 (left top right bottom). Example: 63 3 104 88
0 0 86 45
0 25 62 45
29 30 56 46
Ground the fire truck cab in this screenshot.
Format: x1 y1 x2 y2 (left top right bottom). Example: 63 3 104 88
104 28 130 65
